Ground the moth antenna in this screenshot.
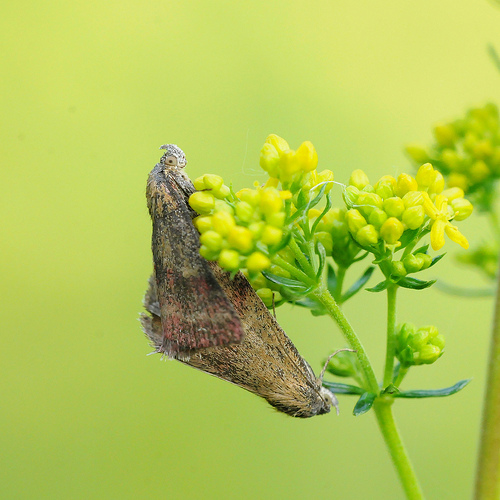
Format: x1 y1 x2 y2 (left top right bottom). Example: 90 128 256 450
272 293 277 319
319 348 357 382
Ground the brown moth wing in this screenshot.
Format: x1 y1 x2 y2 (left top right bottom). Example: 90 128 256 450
141 268 334 418
146 163 244 359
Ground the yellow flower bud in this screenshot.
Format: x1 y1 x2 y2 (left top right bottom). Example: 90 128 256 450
317 169 334 192
193 176 207 190
248 221 265 238
473 139 493 159
228 226 254 253
237 188 260 206
296 141 318 173
193 215 213 233
451 198 473 221
200 230 223 252
265 177 280 188
246 251 271 273
380 217 404 244
212 211 236 236
214 199 234 214
218 249 240 271
356 224 379 246
203 174 224 192
402 191 424 208
265 134 290 156
260 143 280 177
402 205 425 230
189 191 215 214
259 188 283 215
405 144 429 163
394 173 418 198
441 187 465 202
428 171 445 195
256 288 276 307
214 184 230 199
463 131 478 153
261 225 283 246
308 208 322 219
280 190 293 200
441 149 461 170
433 123 456 147
415 163 437 189
345 209 367 234
383 197 405 218
368 208 388 229
349 169 370 190
375 181 394 200
469 160 490 183
375 175 397 190
280 149 301 178
235 201 254 223
199 245 218 261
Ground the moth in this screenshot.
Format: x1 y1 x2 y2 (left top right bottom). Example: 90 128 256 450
141 144 337 417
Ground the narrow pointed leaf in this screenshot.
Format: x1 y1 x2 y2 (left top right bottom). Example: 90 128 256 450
262 272 309 291
413 244 429 255
327 264 337 293
398 228 420 249
429 253 446 268
366 279 390 292
311 192 332 235
397 276 436 290
322 381 365 395
393 379 471 398
315 241 327 279
353 392 377 416
341 266 375 302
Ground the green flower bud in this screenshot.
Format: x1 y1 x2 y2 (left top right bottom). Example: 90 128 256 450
394 174 418 198
418 344 442 364
375 179 395 200
419 253 433 269
343 186 360 208
246 251 271 273
212 211 236 236
248 221 265 238
402 205 425 230
405 143 429 163
228 226 254 253
368 208 388 229
473 139 494 159
315 231 333 254
402 191 424 208
330 219 349 239
261 225 283 246
434 123 456 146
199 245 219 260
451 198 473 221
266 211 286 227
361 184 375 194
189 191 215 215
349 169 370 190
358 192 383 217
345 209 367 234
193 215 213 233
256 288 276 307
469 160 490 183
326 350 360 378
218 249 240 271
200 230 223 252
383 197 405 218
356 224 379 246
380 217 404 244
235 201 254 223
403 254 423 273
431 334 446 350
248 271 268 290
317 169 334 192
441 149 461 170
214 199 234 214
415 163 436 189
391 261 407 277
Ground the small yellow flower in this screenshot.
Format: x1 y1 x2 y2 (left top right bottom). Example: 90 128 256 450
422 193 469 250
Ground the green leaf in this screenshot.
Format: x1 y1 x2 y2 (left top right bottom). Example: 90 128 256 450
366 279 390 292
398 228 420 249
393 379 472 398
429 253 446 268
353 392 377 416
322 381 365 395
294 297 326 316
315 241 327 279
310 192 332 235
352 251 369 263
381 384 400 395
327 264 337 293
286 183 327 225
341 266 375 302
397 276 436 290
413 244 429 255
262 272 309 291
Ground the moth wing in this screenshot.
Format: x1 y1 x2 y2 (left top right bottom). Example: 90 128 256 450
146 165 244 359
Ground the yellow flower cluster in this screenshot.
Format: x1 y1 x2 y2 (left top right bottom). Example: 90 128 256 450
406 103 500 196
396 323 445 366
342 164 473 251
189 179 288 273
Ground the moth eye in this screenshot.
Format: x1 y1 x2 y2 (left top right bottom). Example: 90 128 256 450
165 155 178 166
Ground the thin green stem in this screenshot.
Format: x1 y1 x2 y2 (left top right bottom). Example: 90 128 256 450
271 255 316 287
334 266 347 303
374 399 424 500
474 251 500 500
313 288 378 392
383 285 399 388
288 236 316 278
394 365 409 388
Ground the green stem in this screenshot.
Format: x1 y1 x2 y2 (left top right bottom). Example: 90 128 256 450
383 285 399 388
272 255 316 287
313 288 378 392
474 251 500 500
373 399 424 500
288 237 316 278
394 365 409 388
335 266 347 303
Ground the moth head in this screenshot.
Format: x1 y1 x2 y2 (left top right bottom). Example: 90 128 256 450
159 144 187 169
319 386 339 415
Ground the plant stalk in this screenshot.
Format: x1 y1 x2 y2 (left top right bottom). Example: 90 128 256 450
383 285 399 388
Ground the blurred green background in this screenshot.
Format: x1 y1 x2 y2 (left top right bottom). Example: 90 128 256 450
2 1 500 498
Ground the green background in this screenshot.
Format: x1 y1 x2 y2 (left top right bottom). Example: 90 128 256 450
2 1 499 498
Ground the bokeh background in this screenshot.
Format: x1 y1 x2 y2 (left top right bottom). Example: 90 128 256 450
2 1 500 498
